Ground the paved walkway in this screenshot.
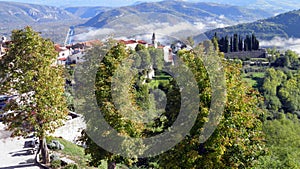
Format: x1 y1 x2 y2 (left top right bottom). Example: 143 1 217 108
0 115 85 168
0 123 41 169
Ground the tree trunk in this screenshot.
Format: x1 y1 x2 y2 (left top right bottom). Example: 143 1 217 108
40 137 50 164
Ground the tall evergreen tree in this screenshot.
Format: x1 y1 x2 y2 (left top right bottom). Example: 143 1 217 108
244 35 251 51
212 32 219 51
252 33 256 50
214 33 260 52
233 34 238 52
252 34 259 50
225 35 229 53
218 37 225 52
248 35 253 51
230 37 233 52
238 35 243 51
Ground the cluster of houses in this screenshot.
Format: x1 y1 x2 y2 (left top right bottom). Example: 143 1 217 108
54 39 102 65
1 32 192 69
54 33 181 67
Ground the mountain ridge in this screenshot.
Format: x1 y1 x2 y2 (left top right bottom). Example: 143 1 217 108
203 9 300 40
0 1 77 24
80 1 273 37
65 6 113 18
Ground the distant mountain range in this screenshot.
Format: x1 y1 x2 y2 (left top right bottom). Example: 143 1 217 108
80 1 273 38
204 9 300 40
65 6 112 18
0 1 76 24
196 0 300 14
0 1 86 44
3 0 300 14
1 0 299 45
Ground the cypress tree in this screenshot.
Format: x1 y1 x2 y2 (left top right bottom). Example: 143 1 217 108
248 35 252 51
233 34 238 52
219 37 225 53
230 37 233 52
244 37 248 51
252 34 259 50
238 35 243 51
225 35 229 53
252 34 255 50
212 32 219 51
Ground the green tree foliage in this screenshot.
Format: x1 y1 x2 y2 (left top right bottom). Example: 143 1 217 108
158 41 265 168
134 43 146 51
148 47 164 70
82 42 140 167
245 35 252 51
233 33 238 52
0 26 68 164
238 35 243 51
270 50 300 69
284 50 300 69
267 48 280 63
262 65 300 115
230 37 233 52
252 34 259 50
262 68 286 112
224 35 229 53
211 33 219 51
79 42 169 168
80 40 265 168
187 36 195 47
256 113 300 168
278 73 300 113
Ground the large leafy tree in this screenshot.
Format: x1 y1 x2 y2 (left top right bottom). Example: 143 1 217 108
78 42 143 168
78 40 265 168
0 27 68 164
262 68 287 112
278 73 300 113
78 42 173 168
158 41 265 168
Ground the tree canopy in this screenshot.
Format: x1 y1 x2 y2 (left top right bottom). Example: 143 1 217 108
0 26 68 164
77 40 265 168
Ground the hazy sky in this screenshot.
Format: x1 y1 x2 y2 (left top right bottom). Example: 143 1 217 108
0 0 169 7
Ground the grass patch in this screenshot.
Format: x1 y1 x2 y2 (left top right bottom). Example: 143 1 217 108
47 136 93 168
148 71 171 89
242 72 265 88
148 78 169 89
251 72 265 78
249 58 269 61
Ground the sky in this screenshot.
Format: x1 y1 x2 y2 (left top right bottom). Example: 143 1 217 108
0 0 168 7
1 0 299 13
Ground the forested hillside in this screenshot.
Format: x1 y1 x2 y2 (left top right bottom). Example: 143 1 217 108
204 9 300 40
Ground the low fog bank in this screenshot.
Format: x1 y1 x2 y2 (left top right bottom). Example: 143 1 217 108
260 37 300 54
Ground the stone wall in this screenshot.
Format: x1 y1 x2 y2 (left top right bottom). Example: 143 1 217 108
225 50 267 60
51 116 86 143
